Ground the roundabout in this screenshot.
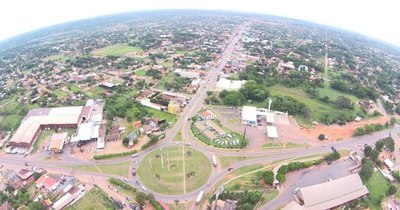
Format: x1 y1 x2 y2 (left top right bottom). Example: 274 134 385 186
136 146 212 195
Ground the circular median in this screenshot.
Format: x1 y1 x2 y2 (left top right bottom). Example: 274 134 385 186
137 146 212 195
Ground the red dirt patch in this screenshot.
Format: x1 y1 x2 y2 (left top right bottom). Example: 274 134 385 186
299 116 389 140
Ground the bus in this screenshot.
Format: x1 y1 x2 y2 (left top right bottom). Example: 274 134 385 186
211 155 217 167
195 191 204 205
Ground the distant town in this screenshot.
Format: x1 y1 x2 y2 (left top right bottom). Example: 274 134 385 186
0 10 399 210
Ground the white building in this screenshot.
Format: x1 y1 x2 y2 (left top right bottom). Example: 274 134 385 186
216 78 246 91
242 106 258 126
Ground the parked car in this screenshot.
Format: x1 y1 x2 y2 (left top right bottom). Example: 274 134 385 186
292 187 300 194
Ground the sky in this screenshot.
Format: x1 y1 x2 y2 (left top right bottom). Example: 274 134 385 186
1 0 399 47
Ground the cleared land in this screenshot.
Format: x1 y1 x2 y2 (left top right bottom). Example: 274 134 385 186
269 85 362 125
68 186 115 210
64 161 131 177
94 44 143 57
137 146 211 195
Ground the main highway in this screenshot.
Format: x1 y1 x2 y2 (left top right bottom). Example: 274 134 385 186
0 22 398 210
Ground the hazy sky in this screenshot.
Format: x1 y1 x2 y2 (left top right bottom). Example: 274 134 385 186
1 0 399 47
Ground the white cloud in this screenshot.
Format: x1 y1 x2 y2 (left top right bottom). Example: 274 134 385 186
0 0 399 47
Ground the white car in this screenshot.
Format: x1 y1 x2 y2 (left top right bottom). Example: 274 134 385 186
142 186 147 191
292 187 300 194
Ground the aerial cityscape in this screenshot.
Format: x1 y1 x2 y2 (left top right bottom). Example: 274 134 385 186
0 9 400 210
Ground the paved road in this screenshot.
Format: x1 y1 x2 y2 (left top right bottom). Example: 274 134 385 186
1 21 399 210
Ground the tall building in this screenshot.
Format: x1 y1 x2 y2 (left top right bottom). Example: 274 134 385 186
168 100 180 114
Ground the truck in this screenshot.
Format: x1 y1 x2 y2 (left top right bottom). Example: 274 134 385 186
195 191 204 205
211 155 217 167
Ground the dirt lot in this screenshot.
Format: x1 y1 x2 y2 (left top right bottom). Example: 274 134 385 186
298 116 389 141
70 135 149 161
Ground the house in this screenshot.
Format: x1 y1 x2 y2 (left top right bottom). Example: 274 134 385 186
49 132 68 153
384 158 395 171
16 169 34 180
168 100 180 114
36 175 59 192
214 199 237 210
0 201 13 210
198 110 216 120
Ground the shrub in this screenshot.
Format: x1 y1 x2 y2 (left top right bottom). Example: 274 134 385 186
318 134 326 140
94 150 137 160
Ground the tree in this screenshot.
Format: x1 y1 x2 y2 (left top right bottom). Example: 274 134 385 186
334 96 353 109
262 170 274 185
390 117 397 125
222 91 245 107
375 140 384 152
360 161 373 180
239 80 269 102
219 90 229 98
388 185 397 195
318 134 326 140
122 137 129 147
174 199 179 206
28 201 45 210
364 145 373 157
276 173 286 183
136 192 147 207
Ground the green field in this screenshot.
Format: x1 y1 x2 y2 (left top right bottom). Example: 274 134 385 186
262 142 306 150
84 86 104 99
94 44 143 57
64 161 131 177
160 60 174 68
217 155 262 169
1 114 22 130
155 71 175 89
53 89 68 98
44 54 69 62
134 69 147 76
67 84 81 93
144 107 177 124
68 186 115 210
137 146 212 195
269 85 362 125
364 172 390 210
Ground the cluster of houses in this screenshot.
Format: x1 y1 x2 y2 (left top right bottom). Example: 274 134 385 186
136 89 190 114
0 167 85 210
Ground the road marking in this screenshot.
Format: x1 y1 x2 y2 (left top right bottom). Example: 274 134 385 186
182 145 186 194
94 165 102 173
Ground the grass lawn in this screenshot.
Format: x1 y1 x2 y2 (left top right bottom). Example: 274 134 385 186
174 131 183 142
94 44 143 57
68 84 81 93
364 172 390 210
84 86 104 99
262 142 306 150
217 155 261 169
1 114 22 129
160 60 174 68
167 203 187 210
64 161 131 177
257 189 279 208
33 130 55 153
269 85 362 126
144 107 177 124
317 87 361 104
68 186 115 210
44 54 69 62
53 89 68 98
137 146 212 195
134 69 147 76
155 71 175 90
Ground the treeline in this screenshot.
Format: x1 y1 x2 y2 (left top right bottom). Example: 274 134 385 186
277 152 339 183
141 133 165 150
109 178 136 193
353 118 396 136
330 76 378 100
